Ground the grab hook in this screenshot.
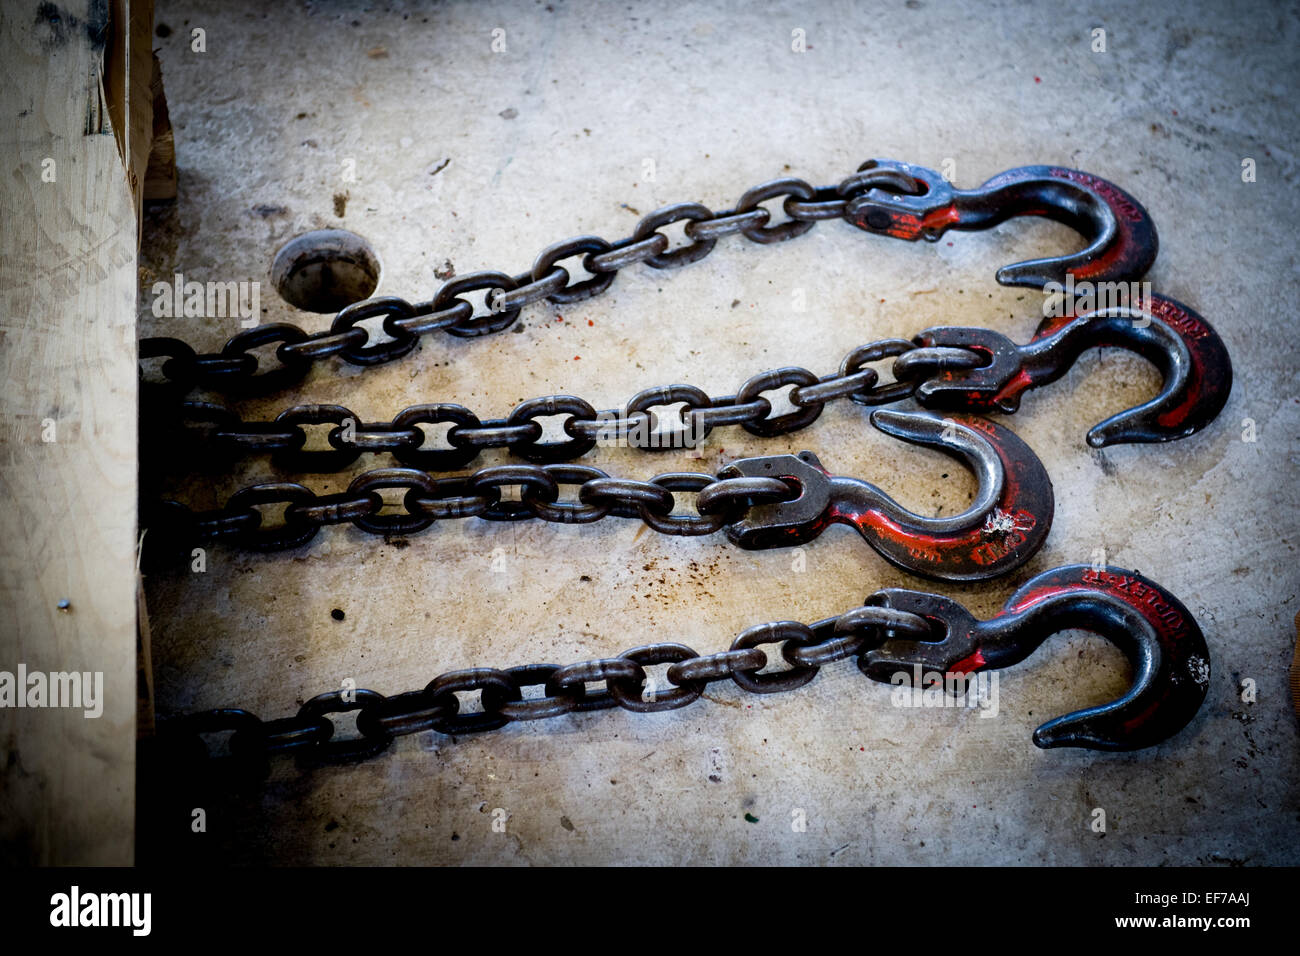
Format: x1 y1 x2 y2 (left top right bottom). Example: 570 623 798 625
844 160 1159 288
722 409 1054 582
857 564 1210 750
910 293 1232 447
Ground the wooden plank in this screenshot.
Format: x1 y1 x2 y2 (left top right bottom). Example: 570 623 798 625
0 0 139 865
142 52 176 202
103 0 158 231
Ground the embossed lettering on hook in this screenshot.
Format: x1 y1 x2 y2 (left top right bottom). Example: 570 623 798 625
721 410 1054 582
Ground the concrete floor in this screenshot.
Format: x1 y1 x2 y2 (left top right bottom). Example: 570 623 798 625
139 0 1299 863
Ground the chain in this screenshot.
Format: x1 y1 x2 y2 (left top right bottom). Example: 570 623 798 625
153 603 933 771
138 164 929 401
143 339 984 474
146 164 969 772
139 160 1217 770
145 461 812 555
140 162 985 562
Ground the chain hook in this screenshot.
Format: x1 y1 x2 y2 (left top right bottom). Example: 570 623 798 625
858 564 1210 751
721 410 1054 582
911 293 1232 447
844 160 1159 288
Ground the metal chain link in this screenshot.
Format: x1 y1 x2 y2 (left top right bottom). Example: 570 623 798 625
153 604 933 771
138 164 927 399
142 339 984 473
145 163 966 777
144 462 806 557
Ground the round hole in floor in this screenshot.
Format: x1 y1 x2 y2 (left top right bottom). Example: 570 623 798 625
270 229 381 313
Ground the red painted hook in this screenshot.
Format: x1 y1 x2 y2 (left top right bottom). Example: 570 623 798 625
911 293 1232 447
845 160 1159 288
721 410 1054 582
859 564 1210 751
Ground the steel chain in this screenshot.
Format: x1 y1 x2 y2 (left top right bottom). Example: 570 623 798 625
143 338 984 473
138 164 927 398
144 462 803 556
146 163 962 773
155 605 932 769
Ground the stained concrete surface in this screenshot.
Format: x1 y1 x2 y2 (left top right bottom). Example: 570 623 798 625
139 0 1299 864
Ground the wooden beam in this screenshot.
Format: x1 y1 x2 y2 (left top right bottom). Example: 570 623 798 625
0 0 140 865
103 0 163 230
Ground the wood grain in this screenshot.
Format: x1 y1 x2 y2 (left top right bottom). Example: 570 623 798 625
103 0 158 232
0 0 139 864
